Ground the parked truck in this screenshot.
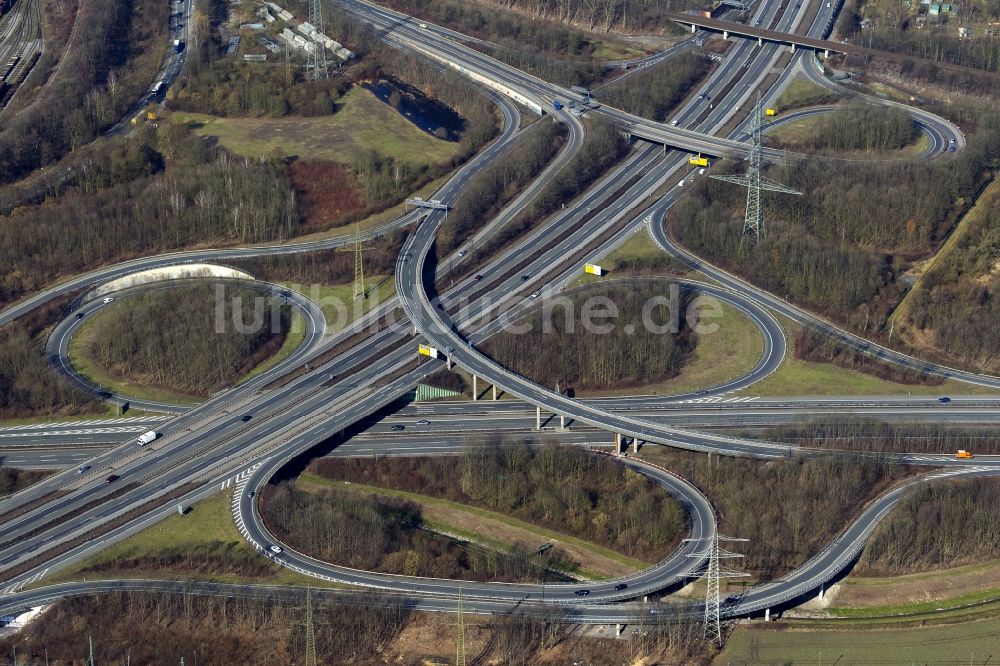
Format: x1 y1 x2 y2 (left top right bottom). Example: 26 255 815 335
137 431 159 446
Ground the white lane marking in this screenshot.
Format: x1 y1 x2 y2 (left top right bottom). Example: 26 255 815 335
0 416 170 432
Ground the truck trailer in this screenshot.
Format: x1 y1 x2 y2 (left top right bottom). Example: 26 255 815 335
137 431 160 446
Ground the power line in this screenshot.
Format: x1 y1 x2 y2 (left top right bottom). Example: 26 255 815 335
711 92 801 245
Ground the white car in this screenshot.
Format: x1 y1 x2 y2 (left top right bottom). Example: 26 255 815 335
269 545 283 554
670 120 678 126
102 297 114 304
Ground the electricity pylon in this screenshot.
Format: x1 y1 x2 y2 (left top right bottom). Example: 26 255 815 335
337 220 370 300
711 93 801 245
684 533 749 646
305 587 317 666
455 588 467 666
306 0 329 80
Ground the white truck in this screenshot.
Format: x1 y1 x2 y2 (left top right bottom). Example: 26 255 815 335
137 430 159 446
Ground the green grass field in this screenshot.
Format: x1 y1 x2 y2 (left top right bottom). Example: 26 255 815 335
171 88 463 166
45 491 342 588
735 316 996 397
279 277 396 332
775 77 842 112
716 616 1000 664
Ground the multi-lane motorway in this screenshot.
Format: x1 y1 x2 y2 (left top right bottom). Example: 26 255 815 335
0 0 998 632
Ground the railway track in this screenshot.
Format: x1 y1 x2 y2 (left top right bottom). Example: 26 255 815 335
0 0 41 108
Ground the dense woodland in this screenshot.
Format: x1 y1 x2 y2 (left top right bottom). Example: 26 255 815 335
0 296 99 419
0 589 707 664
380 0 701 34
263 482 574 582
437 119 567 256
0 127 297 310
641 446 911 577
776 104 917 153
0 590 411 665
86 284 289 396
902 179 1000 372
870 29 1000 73
0 0 168 184
483 282 695 391
859 477 1000 574
671 110 1000 338
599 52 710 122
309 442 686 561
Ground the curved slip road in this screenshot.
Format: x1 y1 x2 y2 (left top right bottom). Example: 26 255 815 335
44 278 328 413
236 450 715 605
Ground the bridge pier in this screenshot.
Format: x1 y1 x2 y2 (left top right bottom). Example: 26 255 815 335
560 414 566 430
492 385 498 401
758 37 763 46
691 23 696 33
473 374 478 400
765 608 771 621
536 406 541 430
823 48 829 58
723 30 729 39
633 439 641 453
818 584 825 600
615 623 625 637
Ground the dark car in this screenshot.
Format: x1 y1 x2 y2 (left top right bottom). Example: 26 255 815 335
391 424 405 431
521 275 530 281
574 589 590 597
938 396 951 403
614 583 628 591
105 474 120 484
77 465 91 474
241 414 253 422
474 274 483 281
75 312 85 319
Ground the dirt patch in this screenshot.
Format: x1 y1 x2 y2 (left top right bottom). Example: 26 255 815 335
289 160 367 230
833 560 1000 608
416 501 644 580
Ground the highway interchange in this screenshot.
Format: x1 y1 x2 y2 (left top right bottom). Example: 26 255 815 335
0 0 998 636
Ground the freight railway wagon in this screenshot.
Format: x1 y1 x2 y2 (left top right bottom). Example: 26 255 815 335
0 55 20 98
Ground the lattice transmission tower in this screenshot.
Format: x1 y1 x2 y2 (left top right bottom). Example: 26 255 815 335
305 587 317 666
336 220 371 300
455 588 467 666
684 533 749 646
711 93 801 245
306 0 329 80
